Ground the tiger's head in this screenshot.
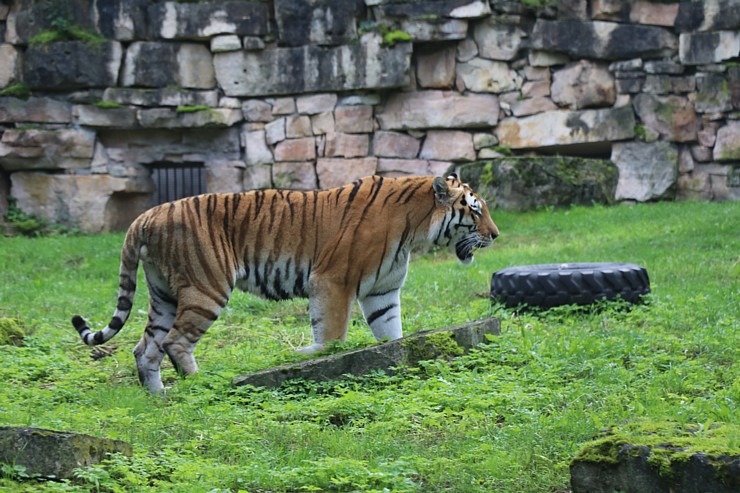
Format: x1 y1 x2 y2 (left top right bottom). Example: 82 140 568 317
431 174 499 264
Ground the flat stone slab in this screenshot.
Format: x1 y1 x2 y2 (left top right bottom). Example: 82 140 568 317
0 426 133 480
233 318 500 388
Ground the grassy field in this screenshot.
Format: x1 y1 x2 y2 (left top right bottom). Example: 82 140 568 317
0 201 738 492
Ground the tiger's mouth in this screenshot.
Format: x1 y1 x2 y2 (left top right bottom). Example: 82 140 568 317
455 234 493 264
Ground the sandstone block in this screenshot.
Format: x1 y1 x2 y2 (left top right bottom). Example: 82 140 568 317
311 112 335 135
629 0 679 27
377 158 433 177
10 172 152 232
317 157 378 189
531 20 677 60
123 42 215 89
420 130 475 162
528 50 570 67
22 41 122 90
522 79 550 99
242 99 272 122
271 97 297 115
457 38 478 63
149 1 268 40
612 141 678 201
275 0 361 46
473 16 525 61
206 161 245 193
373 131 421 158
102 88 219 108
512 97 558 117
265 118 286 145
242 129 273 165
633 94 698 143
73 105 137 127
416 44 456 89
273 162 317 190
675 0 740 32
496 106 635 150
401 18 468 42
0 128 95 171
679 31 740 65
0 426 133 480
0 44 18 88
0 97 71 123
211 35 242 53
324 133 369 158
296 94 338 115
215 34 411 97
274 137 316 162
457 58 522 93
286 115 313 138
243 164 273 190
137 108 242 128
335 105 374 133
551 61 616 110
714 121 740 162
695 73 734 113
378 91 499 130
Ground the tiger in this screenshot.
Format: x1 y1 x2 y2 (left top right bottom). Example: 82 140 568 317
72 174 499 393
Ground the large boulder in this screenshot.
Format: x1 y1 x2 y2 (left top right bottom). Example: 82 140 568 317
22 41 122 90
457 157 618 211
122 42 215 89
612 141 678 202
633 94 698 143
0 96 71 124
0 128 95 171
551 60 616 109
0 426 132 480
215 34 411 97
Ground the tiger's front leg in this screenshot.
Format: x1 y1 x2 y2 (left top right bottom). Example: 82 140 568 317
297 275 354 355
358 289 402 342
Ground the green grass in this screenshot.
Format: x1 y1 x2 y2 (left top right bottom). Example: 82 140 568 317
0 201 738 492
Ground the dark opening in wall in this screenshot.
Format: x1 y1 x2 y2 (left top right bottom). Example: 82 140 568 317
151 162 206 205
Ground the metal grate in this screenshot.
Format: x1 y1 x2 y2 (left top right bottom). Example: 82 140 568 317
151 163 206 205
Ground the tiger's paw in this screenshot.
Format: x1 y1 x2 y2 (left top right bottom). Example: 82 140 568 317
296 343 325 355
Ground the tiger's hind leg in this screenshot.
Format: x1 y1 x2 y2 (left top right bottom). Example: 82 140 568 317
160 287 229 380
133 267 177 394
298 275 354 354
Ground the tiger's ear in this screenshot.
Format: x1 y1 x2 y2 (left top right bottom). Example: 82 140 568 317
433 176 451 205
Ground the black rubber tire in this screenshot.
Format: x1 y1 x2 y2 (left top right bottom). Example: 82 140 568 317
490 263 650 309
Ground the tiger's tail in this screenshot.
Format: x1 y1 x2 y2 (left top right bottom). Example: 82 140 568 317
71 222 142 346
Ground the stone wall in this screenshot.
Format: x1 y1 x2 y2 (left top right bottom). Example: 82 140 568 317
0 0 738 231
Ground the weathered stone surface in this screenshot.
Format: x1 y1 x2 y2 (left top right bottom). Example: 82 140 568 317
211 34 242 53
0 128 95 171
675 0 740 32
275 0 362 46
373 131 421 158
457 57 522 93
22 41 122 90
265 118 286 145
695 73 734 113
679 164 739 201
285 115 313 138
420 130 475 162
215 34 411 97
416 44 456 89
612 141 678 201
629 0 679 27
94 0 149 40
335 105 374 133
274 137 316 162
242 99 272 122
123 42 215 89
551 61 616 109
531 20 677 60
0 44 18 88
317 157 377 189
311 112 335 135
377 91 499 130
206 161 245 193
512 97 558 117
11 172 152 231
496 106 635 150
0 426 133 480
679 31 740 65
401 18 468 42
233 318 500 388
377 158 441 177
9 0 94 43
148 1 269 40
714 121 740 162
73 105 137 127
522 79 550 99
324 133 369 158
296 94 338 115
456 38 478 62
271 97 297 115
571 423 740 493
458 157 618 211
633 94 698 143
0 97 71 123
243 164 273 190
242 128 273 165
102 88 219 107
473 15 526 61
137 108 242 128
528 50 571 67
273 162 317 190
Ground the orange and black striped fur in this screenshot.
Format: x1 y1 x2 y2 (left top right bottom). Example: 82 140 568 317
72 174 499 393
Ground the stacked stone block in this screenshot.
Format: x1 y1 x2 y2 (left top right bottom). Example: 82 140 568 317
0 0 738 231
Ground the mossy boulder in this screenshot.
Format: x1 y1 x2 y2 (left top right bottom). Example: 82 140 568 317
0 426 133 480
458 157 618 211
0 317 26 346
571 420 740 493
